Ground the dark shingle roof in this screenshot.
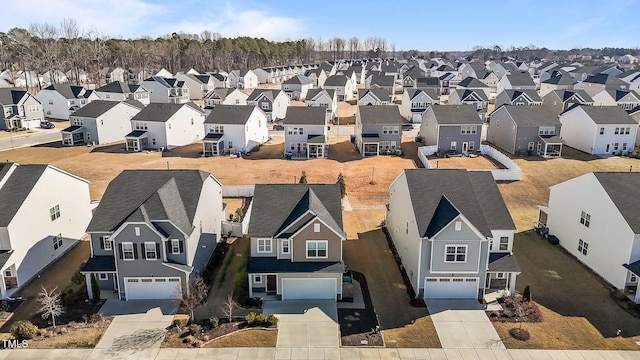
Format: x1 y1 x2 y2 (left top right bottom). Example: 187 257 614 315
358 89 390 102
429 105 483 125
87 170 213 234
96 81 135 94
417 77 440 87
357 105 404 125
452 89 489 102
82 256 116 272
567 105 636 125
505 72 535 87
283 106 326 125
458 77 488 88
305 89 335 100
369 75 395 87
403 169 515 238
593 173 640 233
70 100 132 118
583 74 628 86
323 75 349 87
501 89 542 103
499 105 560 127
550 90 593 103
488 253 521 272
0 88 28 105
132 102 201 122
283 75 313 85
0 164 48 227
248 184 344 238
247 89 280 102
43 84 87 99
542 71 576 85
407 88 439 101
205 105 260 125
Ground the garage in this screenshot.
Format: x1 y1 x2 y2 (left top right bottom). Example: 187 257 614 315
281 278 336 300
424 277 479 299
124 277 182 300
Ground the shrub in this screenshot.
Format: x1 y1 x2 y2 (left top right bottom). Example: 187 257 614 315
10 320 38 340
254 313 266 325
509 328 530 341
503 309 513 318
173 317 188 330
209 316 219 328
614 290 629 301
233 269 249 305
71 267 85 285
188 324 202 336
90 273 100 303
183 335 195 344
245 312 256 325
0 301 9 312
266 314 278 326
522 285 531 302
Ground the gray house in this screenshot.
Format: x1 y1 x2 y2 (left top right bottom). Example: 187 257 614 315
542 89 594 115
494 89 542 108
81 169 224 300
355 105 404 156
487 105 563 157
0 88 44 130
247 184 346 300
386 169 519 299
420 105 483 154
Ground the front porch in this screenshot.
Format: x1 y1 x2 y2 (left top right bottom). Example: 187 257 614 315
622 262 640 303
538 135 563 158
306 135 327 159
125 130 149 152
361 134 380 156
81 255 117 300
61 126 85 146
487 253 520 295
202 133 224 156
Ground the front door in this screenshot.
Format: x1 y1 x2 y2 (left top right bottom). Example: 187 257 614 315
462 142 468 153
266 275 276 294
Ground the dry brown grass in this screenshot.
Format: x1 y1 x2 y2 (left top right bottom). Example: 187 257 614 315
426 155 500 170
342 210 386 240
28 319 112 349
202 329 277 347
493 305 638 350
383 316 440 348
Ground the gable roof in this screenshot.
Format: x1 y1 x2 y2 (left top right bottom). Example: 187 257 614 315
70 100 141 118
504 72 535 87
583 73 628 86
565 105 636 125
205 105 260 125
43 84 88 99
429 105 483 125
203 87 237 100
324 75 349 87
452 89 489 102
358 88 390 102
131 102 202 122
550 89 593 103
458 77 488 88
0 88 29 105
247 89 280 102
501 89 542 103
499 105 560 127
87 169 213 234
248 184 344 238
403 169 515 238
604 89 640 102
96 81 139 94
357 105 404 125
593 172 640 233
369 75 395 87
283 75 313 85
305 89 335 101
407 88 439 101
0 164 48 227
542 71 576 86
283 106 326 125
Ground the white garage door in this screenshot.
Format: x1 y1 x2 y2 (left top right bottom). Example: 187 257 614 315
124 277 182 300
424 277 479 299
281 278 336 300
411 113 422 123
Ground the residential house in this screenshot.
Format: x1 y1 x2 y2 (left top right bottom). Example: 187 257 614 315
41 70 68 85
458 61 487 79
476 71 500 93
283 106 328 159
229 69 258 89
416 77 442 95
81 169 223 300
488 105 562 157
366 75 396 97
282 75 314 101
542 89 594 115
305 89 338 123
304 69 327 88
155 68 174 78
386 169 519 299
577 74 630 97
174 73 218 100
400 88 439 123
438 73 461 95
0 163 92 299
139 77 190 104
402 67 427 88
539 70 577 97
421 105 483 154
94 81 150 105
323 75 355 101
494 89 542 108
0 88 44 130
447 89 489 121
254 67 277 84
618 70 640 93
355 105 403 156
246 89 289 122
591 90 640 110
101 67 126 84
125 102 205 151
202 105 268 156
246 184 345 300
62 100 144 146
209 73 230 88
538 172 640 303
496 71 536 94
35 84 98 120
202 88 248 113
357 89 391 106
559 105 637 155
456 77 491 98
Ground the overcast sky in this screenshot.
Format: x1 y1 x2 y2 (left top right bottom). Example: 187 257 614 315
3 0 639 51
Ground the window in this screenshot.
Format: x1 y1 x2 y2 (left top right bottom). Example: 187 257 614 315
50 205 61 221
171 239 180 254
578 239 588 255
254 275 262 283
461 126 477 135
287 127 304 135
4 269 11 277
580 211 590 227
306 240 328 258
261 102 269 110
71 118 83 126
101 236 112 251
631 274 638 283
454 221 462 231
98 273 108 280
450 141 457 150
191 118 194 125
314 223 320 232
48 100 53 105
122 242 135 260
499 236 509 251
528 142 535 151
228 141 233 149
625 127 630 135
614 143 619 151
281 239 290 254
53 233 63 250
538 126 555 136
623 143 628 151
257 239 272 253
235 99 240 105
468 141 475 151
168 123 172 129
144 242 157 260
600 127 605 135
445 245 467 263
210 125 224 133
496 272 505 279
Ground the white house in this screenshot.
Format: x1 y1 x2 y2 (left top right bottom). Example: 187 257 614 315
591 90 640 110
304 69 328 88
62 100 144 146
0 163 92 299
229 69 258 89
357 88 391 106
36 84 98 120
94 81 150 105
539 172 640 303
174 73 217 100
323 75 355 101
559 105 637 155
304 89 338 123
101 67 126 84
125 102 204 151
400 88 439 123
283 106 328 159
202 105 268 156
203 88 249 113
281 75 314 101
246 89 289 122
139 77 190 104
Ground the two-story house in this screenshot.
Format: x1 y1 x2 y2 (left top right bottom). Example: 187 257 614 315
304 69 328 89
323 75 355 102
355 105 403 156
420 105 483 155
281 75 314 101
446 89 489 121
246 184 346 300
494 89 542 108
246 89 289 122
81 169 224 300
400 88 439 123
0 88 44 130
386 169 519 299
0 163 92 299
125 102 204 151
304 89 338 123
202 88 249 115
357 89 391 106
36 84 98 120
94 81 150 105
542 89 594 115
202 105 268 156
283 106 328 159
559 105 637 155
62 100 144 146
139 77 190 104
229 69 258 89
174 73 217 100
487 105 562 157
496 71 536 94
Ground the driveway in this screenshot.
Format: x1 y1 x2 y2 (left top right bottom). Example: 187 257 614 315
426 299 505 349
262 300 339 348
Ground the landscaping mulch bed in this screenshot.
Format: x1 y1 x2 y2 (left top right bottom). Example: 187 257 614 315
487 296 543 323
0 299 24 322
163 319 277 348
338 271 383 347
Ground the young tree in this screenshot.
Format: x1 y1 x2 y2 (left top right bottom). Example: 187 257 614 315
180 276 208 321
299 171 307 184
221 294 238 322
38 285 64 328
336 173 346 197
90 273 100 303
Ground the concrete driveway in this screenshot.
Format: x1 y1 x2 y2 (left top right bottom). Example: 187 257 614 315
427 299 505 349
262 300 340 348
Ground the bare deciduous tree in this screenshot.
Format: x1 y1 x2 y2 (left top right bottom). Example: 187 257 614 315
180 276 208 321
38 285 64 328
220 295 238 322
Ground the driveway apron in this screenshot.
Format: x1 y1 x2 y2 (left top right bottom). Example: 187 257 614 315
263 300 340 348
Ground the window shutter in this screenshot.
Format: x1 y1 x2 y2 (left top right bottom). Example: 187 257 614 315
133 245 139 259
99 237 104 249
156 243 160 259
118 244 123 260
166 241 171 255
179 240 184 253
140 244 146 259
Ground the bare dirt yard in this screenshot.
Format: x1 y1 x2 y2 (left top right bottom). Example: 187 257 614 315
426 154 501 170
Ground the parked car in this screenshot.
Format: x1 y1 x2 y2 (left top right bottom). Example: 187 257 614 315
272 123 284 131
40 121 55 129
402 124 414 131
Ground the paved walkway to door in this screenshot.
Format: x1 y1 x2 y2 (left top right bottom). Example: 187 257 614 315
427 299 505 349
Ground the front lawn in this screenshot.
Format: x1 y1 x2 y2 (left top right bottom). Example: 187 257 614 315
27 315 112 349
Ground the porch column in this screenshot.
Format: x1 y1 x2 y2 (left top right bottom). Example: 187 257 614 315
202 142 206 157
125 140 129 152
0 276 6 299
509 273 516 294
85 273 94 300
248 275 253 298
